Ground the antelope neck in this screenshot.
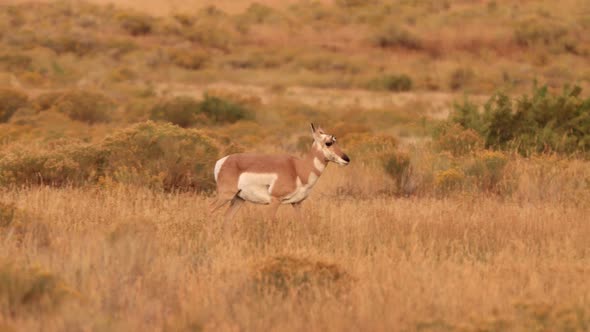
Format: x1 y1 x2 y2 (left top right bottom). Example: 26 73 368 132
295 142 327 184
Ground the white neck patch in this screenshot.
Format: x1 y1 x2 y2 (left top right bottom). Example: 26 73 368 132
313 157 325 172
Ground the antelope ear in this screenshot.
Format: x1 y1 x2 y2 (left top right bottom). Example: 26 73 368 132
310 123 316 133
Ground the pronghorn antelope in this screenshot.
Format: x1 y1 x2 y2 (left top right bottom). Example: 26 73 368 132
210 124 350 221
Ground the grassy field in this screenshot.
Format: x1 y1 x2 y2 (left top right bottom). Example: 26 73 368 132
1 178 589 331
1 0 590 331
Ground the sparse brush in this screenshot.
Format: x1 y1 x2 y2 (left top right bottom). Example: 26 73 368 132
54 90 115 124
434 123 483 156
449 67 475 91
168 48 208 70
251 255 354 298
0 202 16 227
117 13 155 36
32 91 64 111
466 150 509 193
150 96 205 128
198 94 253 124
40 32 102 56
371 23 423 50
0 263 72 316
383 150 413 194
0 54 32 72
367 74 413 92
0 88 29 123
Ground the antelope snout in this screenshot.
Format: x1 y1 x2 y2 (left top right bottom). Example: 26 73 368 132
340 153 350 165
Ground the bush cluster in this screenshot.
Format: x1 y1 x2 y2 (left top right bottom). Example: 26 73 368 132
450 85 590 155
0 122 229 191
252 255 353 299
117 13 154 36
0 263 71 316
53 90 116 124
367 74 413 92
150 94 252 128
0 54 32 71
0 88 29 123
371 23 422 50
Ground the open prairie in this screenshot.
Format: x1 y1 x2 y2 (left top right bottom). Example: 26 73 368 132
1 0 590 331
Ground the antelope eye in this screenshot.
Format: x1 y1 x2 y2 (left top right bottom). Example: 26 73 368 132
326 141 333 147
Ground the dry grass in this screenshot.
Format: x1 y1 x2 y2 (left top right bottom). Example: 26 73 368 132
1 170 589 331
1 1 590 330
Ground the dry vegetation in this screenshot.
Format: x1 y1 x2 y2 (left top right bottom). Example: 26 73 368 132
1 0 590 331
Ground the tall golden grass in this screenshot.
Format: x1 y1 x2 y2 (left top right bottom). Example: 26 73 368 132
1 0 590 330
1 162 589 330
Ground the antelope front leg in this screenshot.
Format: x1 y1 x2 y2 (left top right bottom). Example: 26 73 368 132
268 198 281 222
291 202 302 221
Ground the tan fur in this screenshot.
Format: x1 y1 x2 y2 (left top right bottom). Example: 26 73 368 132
210 125 349 221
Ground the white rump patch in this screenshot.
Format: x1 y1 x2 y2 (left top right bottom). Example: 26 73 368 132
237 172 278 204
213 156 229 182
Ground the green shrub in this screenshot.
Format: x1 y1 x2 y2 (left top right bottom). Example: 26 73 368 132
0 88 29 123
150 96 204 128
448 84 590 155
118 13 154 36
450 98 486 134
367 74 413 92
54 90 115 124
198 94 252 124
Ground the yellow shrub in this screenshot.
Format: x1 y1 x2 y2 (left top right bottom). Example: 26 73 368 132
0 122 226 192
435 168 465 195
102 121 221 191
251 255 354 298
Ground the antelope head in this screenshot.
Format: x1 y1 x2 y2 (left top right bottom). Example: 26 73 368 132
311 123 350 166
